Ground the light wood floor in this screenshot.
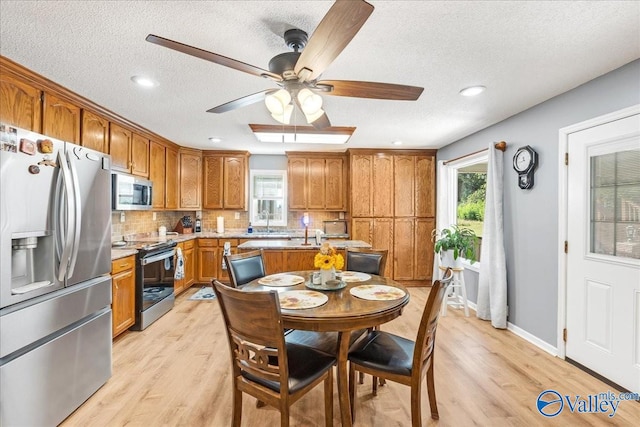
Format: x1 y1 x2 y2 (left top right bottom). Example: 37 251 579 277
62 287 640 426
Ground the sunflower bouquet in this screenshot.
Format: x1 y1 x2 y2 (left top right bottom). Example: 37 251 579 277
314 242 345 270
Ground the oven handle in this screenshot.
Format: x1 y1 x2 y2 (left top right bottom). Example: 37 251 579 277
140 249 176 266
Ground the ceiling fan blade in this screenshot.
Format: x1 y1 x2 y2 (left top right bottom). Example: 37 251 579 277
207 90 273 114
310 111 331 130
294 0 374 82
146 34 282 82
316 80 424 100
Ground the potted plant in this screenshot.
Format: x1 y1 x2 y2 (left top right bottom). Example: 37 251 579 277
432 225 479 267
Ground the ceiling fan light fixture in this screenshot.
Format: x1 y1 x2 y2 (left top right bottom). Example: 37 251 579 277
270 103 293 124
297 88 323 114
265 89 291 115
459 85 486 97
304 108 326 125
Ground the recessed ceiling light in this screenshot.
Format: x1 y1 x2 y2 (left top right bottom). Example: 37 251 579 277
392 140 402 146
208 137 222 143
459 85 486 97
131 75 157 87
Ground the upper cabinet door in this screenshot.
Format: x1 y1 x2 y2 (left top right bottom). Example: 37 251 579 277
165 147 179 210
42 92 80 143
179 150 202 209
80 110 109 153
203 155 224 209
394 155 415 217
415 155 435 217
350 154 373 217
373 154 394 217
149 141 166 209
307 158 325 210
0 73 42 132
131 133 149 177
325 157 346 211
288 157 307 210
224 156 247 210
109 123 132 173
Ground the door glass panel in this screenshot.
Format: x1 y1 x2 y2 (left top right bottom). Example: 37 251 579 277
590 149 640 259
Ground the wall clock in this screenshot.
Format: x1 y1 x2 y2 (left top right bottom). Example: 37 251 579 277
513 145 538 189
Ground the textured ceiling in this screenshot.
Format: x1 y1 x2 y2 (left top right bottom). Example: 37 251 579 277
1 1 638 154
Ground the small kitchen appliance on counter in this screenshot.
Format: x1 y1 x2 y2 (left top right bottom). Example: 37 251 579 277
323 220 348 235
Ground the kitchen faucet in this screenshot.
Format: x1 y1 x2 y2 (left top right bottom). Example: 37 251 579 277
261 209 271 233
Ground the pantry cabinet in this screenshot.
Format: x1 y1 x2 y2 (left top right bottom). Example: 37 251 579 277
202 152 249 210
286 152 347 211
348 149 436 285
42 92 80 143
111 255 136 338
0 72 42 132
81 109 109 153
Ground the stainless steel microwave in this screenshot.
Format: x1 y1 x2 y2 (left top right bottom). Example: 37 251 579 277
112 172 153 210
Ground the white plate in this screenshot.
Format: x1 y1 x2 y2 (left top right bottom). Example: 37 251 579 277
258 274 305 287
349 284 406 301
339 271 371 282
279 290 328 310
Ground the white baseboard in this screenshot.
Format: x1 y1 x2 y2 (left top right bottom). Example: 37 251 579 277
466 301 558 357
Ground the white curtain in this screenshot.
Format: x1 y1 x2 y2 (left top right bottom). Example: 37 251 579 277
432 160 451 281
476 144 508 328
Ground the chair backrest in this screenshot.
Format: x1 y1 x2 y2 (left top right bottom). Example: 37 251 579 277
345 248 388 275
412 268 453 370
212 280 289 392
224 249 267 287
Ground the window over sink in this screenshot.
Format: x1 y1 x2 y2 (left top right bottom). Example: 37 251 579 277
249 170 287 227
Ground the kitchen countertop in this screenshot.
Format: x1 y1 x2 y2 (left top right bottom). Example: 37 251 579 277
111 230 352 260
237 239 371 250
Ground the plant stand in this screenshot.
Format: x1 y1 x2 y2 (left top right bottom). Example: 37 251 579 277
439 266 469 317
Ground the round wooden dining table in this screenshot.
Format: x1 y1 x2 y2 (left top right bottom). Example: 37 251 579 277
242 271 410 427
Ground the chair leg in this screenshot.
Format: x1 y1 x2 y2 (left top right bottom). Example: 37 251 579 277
358 371 364 384
232 388 242 427
349 362 356 423
410 381 423 427
372 373 378 396
280 403 290 427
324 369 333 427
426 363 439 420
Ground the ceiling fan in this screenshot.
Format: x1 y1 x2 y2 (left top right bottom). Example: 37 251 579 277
146 0 423 130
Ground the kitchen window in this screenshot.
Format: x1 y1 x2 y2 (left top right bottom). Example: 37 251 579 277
249 170 287 227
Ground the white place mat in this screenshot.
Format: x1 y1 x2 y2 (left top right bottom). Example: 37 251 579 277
279 290 328 310
258 274 305 287
349 284 406 301
340 271 371 282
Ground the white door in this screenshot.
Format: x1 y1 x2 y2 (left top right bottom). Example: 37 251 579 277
566 112 640 392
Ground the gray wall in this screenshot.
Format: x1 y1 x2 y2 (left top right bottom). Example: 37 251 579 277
249 154 287 170
437 59 640 346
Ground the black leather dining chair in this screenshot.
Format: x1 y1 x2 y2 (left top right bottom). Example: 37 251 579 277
345 247 388 277
224 249 267 288
348 268 453 426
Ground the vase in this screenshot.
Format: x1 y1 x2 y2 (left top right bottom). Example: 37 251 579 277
320 267 335 285
440 250 462 269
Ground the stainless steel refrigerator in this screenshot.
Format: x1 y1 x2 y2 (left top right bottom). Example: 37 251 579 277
0 126 112 426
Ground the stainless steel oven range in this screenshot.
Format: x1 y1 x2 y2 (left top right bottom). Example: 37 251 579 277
127 240 177 331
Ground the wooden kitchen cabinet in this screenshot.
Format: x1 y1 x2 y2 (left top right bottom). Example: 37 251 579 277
394 155 435 217
179 149 202 209
263 250 284 274
80 109 109 153
42 92 80 143
175 239 196 294
109 123 132 173
287 153 347 211
351 217 394 278
149 140 166 209
131 133 149 177
165 146 179 210
350 152 393 217
111 255 136 338
393 218 435 282
196 239 218 283
202 152 249 210
0 72 42 132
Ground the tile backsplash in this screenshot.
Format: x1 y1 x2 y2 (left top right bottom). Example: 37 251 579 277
111 210 346 240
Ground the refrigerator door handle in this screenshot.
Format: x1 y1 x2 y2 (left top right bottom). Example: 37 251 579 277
66 150 82 278
56 150 75 282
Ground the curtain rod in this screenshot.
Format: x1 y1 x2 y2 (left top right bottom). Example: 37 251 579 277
443 141 507 165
